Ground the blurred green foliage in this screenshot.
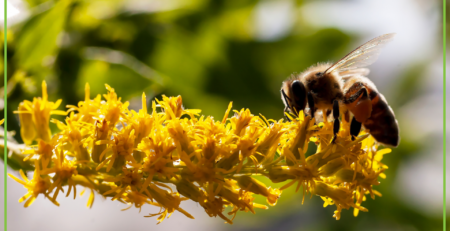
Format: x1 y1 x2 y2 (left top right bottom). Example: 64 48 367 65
1 0 443 230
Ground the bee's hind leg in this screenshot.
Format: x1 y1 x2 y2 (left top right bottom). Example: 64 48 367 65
331 100 340 143
350 117 362 141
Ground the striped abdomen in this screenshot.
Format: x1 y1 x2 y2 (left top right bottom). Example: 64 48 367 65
343 77 399 147
363 91 399 147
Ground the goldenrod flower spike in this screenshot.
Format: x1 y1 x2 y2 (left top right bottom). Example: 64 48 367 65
14 81 67 144
8 81 393 223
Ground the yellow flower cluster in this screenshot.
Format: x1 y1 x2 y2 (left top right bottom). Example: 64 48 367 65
9 81 391 223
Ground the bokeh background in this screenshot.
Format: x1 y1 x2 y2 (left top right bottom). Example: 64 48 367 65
0 0 446 230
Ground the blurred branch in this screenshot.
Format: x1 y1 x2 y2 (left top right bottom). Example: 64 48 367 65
0 127 34 172
83 47 165 87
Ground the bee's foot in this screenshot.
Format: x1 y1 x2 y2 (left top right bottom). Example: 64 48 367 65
331 135 337 143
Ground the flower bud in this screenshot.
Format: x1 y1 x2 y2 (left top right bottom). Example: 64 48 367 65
92 119 110 163
319 158 346 177
267 166 295 183
237 176 281 206
18 103 37 145
175 179 203 203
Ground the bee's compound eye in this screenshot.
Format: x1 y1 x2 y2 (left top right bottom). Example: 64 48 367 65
291 80 305 95
291 80 307 111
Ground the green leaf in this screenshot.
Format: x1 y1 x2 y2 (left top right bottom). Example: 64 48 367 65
24 0 53 8
15 0 71 70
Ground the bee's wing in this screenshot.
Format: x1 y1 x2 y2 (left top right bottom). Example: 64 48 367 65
339 68 370 79
324 33 396 75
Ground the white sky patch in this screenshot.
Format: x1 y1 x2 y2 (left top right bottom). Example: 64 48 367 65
395 147 445 217
0 0 28 27
0 1 20 19
253 0 295 41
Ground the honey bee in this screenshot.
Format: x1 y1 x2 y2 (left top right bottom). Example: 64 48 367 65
281 33 399 147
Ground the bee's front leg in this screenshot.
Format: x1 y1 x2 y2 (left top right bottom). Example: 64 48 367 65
331 99 340 143
281 89 293 121
284 106 292 122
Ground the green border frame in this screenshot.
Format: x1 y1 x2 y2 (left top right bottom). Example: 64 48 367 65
3 0 7 230
444 0 447 229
